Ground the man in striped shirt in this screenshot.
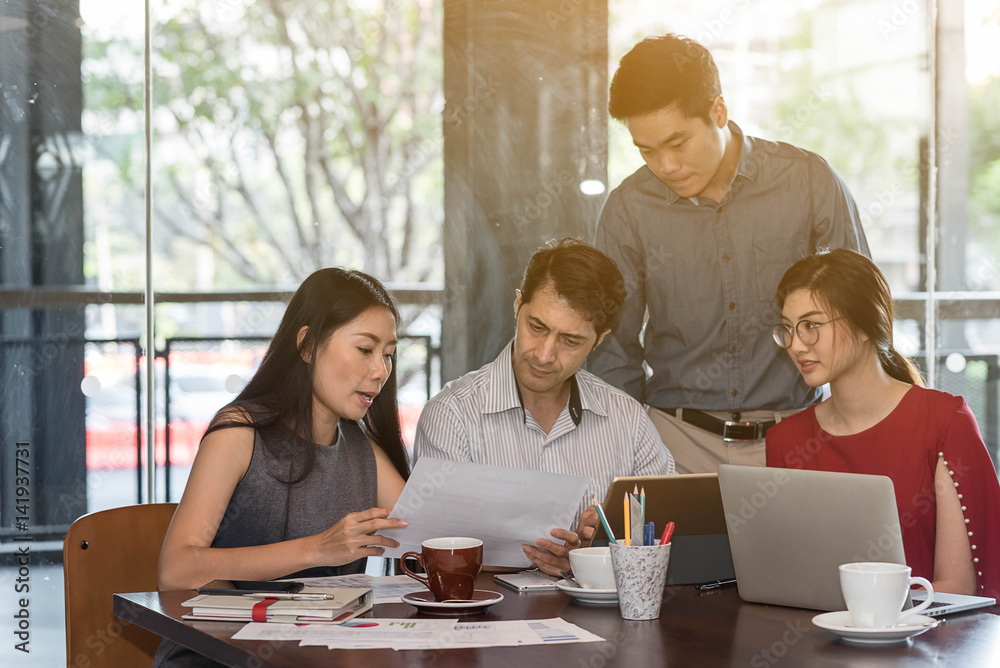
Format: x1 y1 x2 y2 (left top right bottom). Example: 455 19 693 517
414 238 675 576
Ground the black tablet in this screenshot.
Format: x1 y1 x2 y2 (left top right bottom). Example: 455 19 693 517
196 579 304 595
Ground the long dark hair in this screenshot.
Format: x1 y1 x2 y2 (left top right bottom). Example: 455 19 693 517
207 268 410 483
776 249 923 386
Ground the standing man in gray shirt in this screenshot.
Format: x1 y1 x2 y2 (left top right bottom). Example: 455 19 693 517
590 34 869 474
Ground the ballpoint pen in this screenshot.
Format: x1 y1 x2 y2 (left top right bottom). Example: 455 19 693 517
659 521 675 545
246 592 334 600
643 521 655 547
694 578 737 590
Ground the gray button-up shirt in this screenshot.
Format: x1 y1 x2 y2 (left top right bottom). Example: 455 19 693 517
591 122 869 412
413 341 674 504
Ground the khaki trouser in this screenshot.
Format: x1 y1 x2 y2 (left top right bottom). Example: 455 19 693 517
648 407 799 474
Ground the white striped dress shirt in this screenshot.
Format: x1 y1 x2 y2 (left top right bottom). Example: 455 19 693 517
413 341 675 505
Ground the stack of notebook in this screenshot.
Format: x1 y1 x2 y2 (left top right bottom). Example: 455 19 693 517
181 587 372 624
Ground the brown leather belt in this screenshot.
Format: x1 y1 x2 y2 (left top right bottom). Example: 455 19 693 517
658 408 776 442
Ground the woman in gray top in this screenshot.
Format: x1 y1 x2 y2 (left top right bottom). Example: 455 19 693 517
157 267 410 592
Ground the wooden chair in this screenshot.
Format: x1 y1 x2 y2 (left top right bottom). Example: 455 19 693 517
64 503 177 668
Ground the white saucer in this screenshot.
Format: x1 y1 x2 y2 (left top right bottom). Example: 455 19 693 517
812 611 940 645
401 589 503 615
555 579 619 605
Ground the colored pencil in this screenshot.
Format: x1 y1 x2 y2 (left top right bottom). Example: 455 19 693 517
592 495 617 544
623 491 631 546
640 486 646 532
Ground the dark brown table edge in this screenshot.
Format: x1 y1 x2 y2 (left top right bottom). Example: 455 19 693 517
115 591 258 667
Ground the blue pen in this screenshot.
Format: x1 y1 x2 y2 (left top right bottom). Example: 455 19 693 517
643 521 655 547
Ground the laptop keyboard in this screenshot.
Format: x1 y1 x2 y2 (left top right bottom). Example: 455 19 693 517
921 600 951 616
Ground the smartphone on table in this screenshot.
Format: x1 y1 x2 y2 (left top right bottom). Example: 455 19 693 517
196 579 304 595
493 572 558 592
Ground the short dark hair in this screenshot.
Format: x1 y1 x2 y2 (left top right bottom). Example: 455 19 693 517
519 238 626 335
609 34 722 122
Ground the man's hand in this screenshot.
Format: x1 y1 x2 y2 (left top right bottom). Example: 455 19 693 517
521 506 600 577
576 506 599 545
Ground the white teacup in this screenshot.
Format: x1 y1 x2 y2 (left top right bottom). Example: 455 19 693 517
839 562 934 628
568 546 616 590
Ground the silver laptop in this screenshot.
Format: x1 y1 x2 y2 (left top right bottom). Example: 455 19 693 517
718 465 996 614
910 590 997 617
719 464 904 610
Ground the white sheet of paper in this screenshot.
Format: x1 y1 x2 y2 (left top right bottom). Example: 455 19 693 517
233 618 458 644
293 574 427 604
511 617 605 645
231 623 310 642
298 618 461 649
288 618 604 650
380 458 591 567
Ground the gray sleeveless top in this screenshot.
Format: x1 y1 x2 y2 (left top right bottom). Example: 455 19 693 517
210 418 376 577
152 419 377 668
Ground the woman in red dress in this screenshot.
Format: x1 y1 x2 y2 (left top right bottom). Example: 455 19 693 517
766 249 1000 601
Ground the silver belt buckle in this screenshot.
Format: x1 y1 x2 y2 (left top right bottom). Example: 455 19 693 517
722 420 761 442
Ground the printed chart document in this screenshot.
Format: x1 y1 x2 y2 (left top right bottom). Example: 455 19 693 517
233 618 458 648
380 458 591 567
233 617 605 650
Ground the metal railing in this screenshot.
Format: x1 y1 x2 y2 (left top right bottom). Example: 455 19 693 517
2 286 999 539
0 284 444 309
0 285 444 540
159 334 437 501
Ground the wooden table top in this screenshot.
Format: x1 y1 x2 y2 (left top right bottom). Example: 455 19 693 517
114 574 1000 667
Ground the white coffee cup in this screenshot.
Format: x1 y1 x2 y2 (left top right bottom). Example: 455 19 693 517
839 562 934 628
568 546 616 589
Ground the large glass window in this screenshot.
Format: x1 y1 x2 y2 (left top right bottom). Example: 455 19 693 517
1 2 997 664
0 1 444 664
941 0 1000 465
146 0 444 495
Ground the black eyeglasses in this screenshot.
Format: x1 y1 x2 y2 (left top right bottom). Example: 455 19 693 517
771 318 843 348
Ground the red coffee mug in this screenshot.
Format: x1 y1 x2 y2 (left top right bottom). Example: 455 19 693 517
401 537 484 602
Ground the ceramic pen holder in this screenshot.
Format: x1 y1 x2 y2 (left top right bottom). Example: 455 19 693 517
609 543 671 620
